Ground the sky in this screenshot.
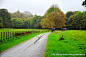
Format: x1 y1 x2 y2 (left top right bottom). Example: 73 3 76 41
0 0 86 16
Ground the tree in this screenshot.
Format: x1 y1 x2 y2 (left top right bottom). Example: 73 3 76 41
23 11 33 18
65 11 74 27
47 12 65 28
11 18 23 28
0 9 11 28
23 18 31 29
68 11 85 30
41 4 65 28
81 13 86 29
44 4 61 16
11 10 24 18
36 16 42 29
40 18 48 28
0 17 4 28
82 0 86 7
66 11 74 19
30 15 40 29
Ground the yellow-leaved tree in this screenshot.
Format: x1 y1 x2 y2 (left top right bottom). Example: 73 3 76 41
41 4 65 28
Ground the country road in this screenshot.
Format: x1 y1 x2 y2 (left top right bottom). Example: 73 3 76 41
0 32 51 57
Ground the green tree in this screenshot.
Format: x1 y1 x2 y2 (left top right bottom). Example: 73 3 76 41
68 11 84 30
30 15 40 29
82 0 86 7
36 16 42 29
0 9 11 28
11 18 23 28
0 17 4 28
23 18 31 29
65 11 74 28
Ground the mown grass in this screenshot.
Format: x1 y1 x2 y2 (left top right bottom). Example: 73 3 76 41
0 28 49 32
0 31 50 53
44 30 86 57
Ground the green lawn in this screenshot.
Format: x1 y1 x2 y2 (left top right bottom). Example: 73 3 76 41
0 28 49 32
44 30 86 57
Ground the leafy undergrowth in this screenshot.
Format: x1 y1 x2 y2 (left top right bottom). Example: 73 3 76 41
0 32 49 53
44 30 86 57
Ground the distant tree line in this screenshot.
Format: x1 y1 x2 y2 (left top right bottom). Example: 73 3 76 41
65 11 86 30
0 4 86 30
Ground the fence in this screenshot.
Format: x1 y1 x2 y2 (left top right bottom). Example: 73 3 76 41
0 31 41 42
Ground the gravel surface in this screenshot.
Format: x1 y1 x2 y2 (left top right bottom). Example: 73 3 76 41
0 32 51 57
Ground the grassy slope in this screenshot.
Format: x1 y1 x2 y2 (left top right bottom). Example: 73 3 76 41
44 30 86 57
0 32 49 53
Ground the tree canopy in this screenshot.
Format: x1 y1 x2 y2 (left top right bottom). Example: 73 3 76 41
0 9 11 28
41 4 65 28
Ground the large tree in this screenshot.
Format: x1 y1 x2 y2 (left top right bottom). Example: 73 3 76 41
11 18 23 28
41 4 65 28
68 11 86 30
47 12 65 28
82 0 86 7
11 10 24 18
44 4 61 16
0 17 4 28
0 9 11 28
81 12 86 29
23 11 33 18
30 15 40 29
65 11 74 28
23 18 31 29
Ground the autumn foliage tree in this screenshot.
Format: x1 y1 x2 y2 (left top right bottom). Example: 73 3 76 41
41 4 65 28
11 10 24 18
47 12 65 28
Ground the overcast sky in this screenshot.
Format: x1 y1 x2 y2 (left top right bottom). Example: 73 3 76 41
0 0 86 16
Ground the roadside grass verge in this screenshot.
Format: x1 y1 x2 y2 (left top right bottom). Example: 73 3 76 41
0 32 49 53
44 30 86 57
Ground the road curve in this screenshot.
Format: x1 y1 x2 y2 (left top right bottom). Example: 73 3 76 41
0 32 51 57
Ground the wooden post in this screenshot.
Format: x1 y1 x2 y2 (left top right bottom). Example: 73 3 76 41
4 32 5 41
12 31 14 36
1 32 2 42
8 32 9 40
6 32 7 39
10 32 11 38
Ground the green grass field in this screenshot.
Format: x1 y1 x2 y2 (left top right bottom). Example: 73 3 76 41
44 30 86 57
0 28 49 32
